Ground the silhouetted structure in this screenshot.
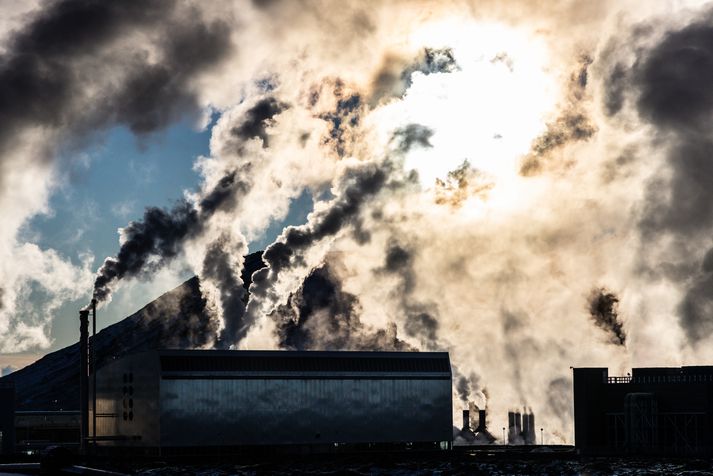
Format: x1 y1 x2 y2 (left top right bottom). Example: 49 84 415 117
93 350 453 454
574 367 713 455
14 411 80 455
508 409 536 445
0 382 14 455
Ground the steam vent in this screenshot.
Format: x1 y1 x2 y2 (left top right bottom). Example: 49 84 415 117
93 350 453 454
574 367 713 455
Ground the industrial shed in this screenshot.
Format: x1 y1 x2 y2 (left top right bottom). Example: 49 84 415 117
93 350 452 453
574 366 713 456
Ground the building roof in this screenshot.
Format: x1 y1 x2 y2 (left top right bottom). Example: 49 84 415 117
157 349 451 375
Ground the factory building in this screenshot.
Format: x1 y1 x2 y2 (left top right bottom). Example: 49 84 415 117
93 350 453 454
574 366 713 455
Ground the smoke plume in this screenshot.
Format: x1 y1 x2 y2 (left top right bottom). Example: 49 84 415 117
588 288 626 346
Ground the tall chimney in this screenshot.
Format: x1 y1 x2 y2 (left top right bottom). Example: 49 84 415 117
462 409 470 431
477 409 487 432
79 309 89 455
91 298 97 453
508 411 515 444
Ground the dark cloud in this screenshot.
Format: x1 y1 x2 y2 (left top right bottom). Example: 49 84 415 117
319 86 362 157
678 273 713 343
546 377 573 432
0 0 233 161
370 47 459 104
452 365 481 404
230 97 289 149
201 235 249 348
262 164 388 275
616 12 713 343
272 263 413 351
92 201 200 303
404 312 438 342
243 163 391 342
603 63 627 116
435 160 494 208
635 22 713 130
391 123 434 154
588 287 626 346
520 56 596 176
380 240 440 347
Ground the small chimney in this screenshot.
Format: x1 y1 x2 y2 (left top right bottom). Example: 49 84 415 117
462 409 470 431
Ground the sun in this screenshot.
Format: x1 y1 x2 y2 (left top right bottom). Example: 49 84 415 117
370 19 560 215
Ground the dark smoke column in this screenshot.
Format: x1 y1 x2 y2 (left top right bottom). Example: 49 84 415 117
91 96 289 306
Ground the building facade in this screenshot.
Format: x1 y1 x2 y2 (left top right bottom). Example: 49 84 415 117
94 350 453 454
574 366 713 455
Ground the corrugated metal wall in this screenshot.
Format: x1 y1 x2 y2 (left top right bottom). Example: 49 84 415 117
160 376 452 446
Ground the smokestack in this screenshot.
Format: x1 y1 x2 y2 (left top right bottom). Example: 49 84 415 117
477 409 487 432
462 409 470 431
79 309 89 455
508 411 515 444
91 298 97 453
515 411 522 436
525 412 536 445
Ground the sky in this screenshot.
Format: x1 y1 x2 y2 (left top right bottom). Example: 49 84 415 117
3 0 713 441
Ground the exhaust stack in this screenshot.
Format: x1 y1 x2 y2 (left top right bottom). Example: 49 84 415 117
79 309 89 454
476 409 487 432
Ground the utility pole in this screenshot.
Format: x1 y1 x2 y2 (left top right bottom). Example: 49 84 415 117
540 427 544 445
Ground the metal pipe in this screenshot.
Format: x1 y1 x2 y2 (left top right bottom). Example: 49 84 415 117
91 298 97 453
79 309 89 455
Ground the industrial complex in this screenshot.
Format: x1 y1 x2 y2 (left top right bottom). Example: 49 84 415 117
2 305 713 460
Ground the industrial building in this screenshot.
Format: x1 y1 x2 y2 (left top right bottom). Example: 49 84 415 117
574 366 713 455
93 349 453 454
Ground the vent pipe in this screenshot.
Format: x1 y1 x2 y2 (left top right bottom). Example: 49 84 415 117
79 309 89 455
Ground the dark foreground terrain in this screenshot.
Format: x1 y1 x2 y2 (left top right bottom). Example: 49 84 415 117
130 455 713 476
